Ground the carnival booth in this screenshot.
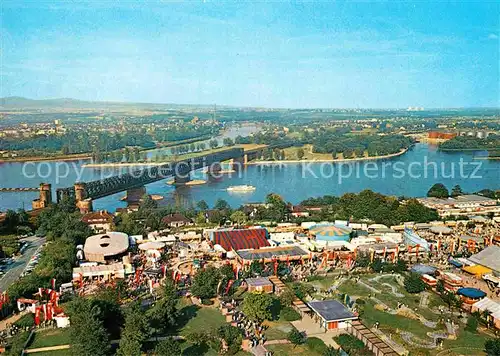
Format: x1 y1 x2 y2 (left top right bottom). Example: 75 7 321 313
457 287 487 304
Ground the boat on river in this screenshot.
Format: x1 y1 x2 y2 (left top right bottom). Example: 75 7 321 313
227 185 256 192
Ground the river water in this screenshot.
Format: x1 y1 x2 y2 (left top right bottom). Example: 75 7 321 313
0 132 498 212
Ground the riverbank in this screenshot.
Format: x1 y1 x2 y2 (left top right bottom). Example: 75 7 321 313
0 153 92 163
247 147 409 164
82 162 165 168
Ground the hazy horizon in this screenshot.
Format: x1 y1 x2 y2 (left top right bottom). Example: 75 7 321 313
2 95 500 111
2 2 499 109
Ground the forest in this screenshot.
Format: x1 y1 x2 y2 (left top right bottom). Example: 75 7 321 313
0 124 218 155
439 134 500 153
310 131 413 158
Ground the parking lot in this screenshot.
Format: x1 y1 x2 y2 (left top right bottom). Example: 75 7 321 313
0 236 45 292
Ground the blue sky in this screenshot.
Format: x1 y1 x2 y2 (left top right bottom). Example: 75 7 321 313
2 1 499 108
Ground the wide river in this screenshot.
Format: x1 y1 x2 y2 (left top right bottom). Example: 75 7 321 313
0 127 498 212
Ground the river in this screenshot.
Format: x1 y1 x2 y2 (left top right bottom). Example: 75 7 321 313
0 138 498 212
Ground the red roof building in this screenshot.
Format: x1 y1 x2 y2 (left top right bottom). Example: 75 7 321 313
209 228 270 252
162 213 193 228
82 211 114 233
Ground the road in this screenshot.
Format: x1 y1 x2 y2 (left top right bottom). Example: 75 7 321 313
0 236 45 292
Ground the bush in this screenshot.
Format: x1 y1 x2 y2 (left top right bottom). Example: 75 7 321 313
355 298 366 306
201 298 214 305
334 334 372 356
404 272 426 294
305 337 328 354
279 306 301 322
287 328 304 347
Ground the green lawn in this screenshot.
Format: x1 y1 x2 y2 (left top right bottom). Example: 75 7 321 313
28 328 71 349
442 330 490 356
267 343 322 356
263 320 293 341
361 301 437 339
336 279 373 297
177 303 227 337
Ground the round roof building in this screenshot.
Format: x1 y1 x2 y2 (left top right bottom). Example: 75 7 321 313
83 232 129 263
309 224 352 243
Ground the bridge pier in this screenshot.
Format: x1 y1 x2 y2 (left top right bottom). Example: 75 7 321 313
123 186 147 204
206 162 222 179
230 156 246 171
32 183 52 210
174 173 191 185
74 183 93 213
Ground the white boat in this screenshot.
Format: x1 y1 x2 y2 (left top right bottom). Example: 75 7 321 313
227 185 256 192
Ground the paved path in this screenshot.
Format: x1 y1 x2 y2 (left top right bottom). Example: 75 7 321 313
0 236 45 292
24 345 70 353
0 312 26 331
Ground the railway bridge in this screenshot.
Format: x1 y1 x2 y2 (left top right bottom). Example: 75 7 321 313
31 146 274 213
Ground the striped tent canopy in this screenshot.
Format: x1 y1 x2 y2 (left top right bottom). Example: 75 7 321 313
309 224 352 241
213 228 270 252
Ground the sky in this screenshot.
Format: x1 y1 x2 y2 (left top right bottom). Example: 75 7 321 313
1 1 499 108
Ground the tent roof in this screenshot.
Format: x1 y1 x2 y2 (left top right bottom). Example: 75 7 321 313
457 288 487 299
473 297 500 319
463 265 492 276
468 246 500 273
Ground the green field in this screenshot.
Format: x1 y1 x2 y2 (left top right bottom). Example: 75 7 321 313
28 328 71 349
267 343 323 356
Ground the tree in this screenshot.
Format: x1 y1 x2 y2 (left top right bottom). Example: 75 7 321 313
427 183 449 198
154 337 181 356
297 148 305 160
485 339 500 356
265 193 288 222
394 259 408 273
279 287 296 307
465 315 479 333
223 137 234 146
287 327 304 348
436 279 445 295
66 298 110 356
217 325 243 355
451 184 464 197
242 292 276 322
441 291 459 311
404 273 426 294
214 199 230 211
197 200 209 211
191 266 220 299
139 194 158 211
249 260 263 276
117 304 150 356
209 139 219 149
230 211 247 225
148 278 179 332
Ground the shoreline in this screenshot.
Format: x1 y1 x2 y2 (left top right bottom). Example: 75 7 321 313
0 154 92 163
246 147 409 165
82 162 165 168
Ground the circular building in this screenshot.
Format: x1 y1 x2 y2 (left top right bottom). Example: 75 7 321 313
84 232 129 263
430 226 452 235
309 224 352 243
138 241 166 251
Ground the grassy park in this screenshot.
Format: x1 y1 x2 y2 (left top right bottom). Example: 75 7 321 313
299 272 494 356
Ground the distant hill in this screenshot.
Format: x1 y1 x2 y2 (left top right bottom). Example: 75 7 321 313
0 96 222 110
